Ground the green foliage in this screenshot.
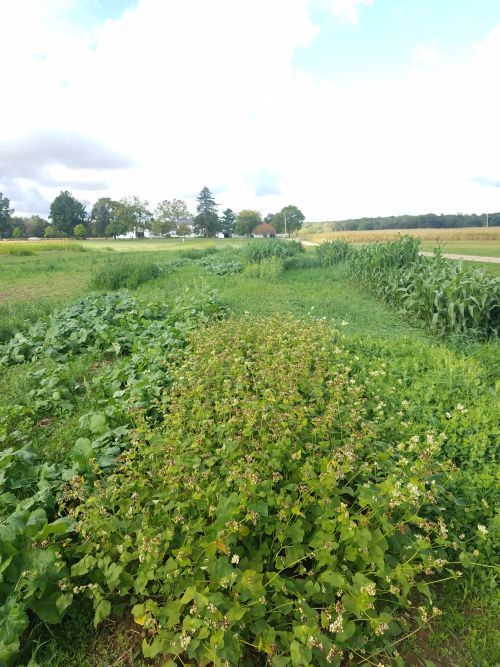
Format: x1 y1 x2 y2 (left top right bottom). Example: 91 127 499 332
273 205 305 236
12 227 23 239
153 199 191 236
306 211 500 232
0 292 224 664
318 237 500 339
197 257 243 275
0 192 14 238
244 238 304 263
244 255 284 279
0 293 167 365
0 245 34 256
282 255 320 271
194 187 220 237
73 224 87 239
179 245 217 260
66 316 496 665
235 209 262 236
49 191 87 236
316 239 355 266
90 197 117 237
105 218 128 238
90 256 161 290
220 208 236 236
114 196 152 236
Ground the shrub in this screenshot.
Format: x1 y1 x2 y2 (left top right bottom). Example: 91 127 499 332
73 224 87 239
90 256 161 290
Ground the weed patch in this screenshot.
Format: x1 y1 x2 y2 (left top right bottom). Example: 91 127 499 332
90 255 162 290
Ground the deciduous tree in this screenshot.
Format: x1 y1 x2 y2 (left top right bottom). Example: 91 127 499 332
90 197 118 237
273 205 305 236
25 215 48 238
115 196 152 237
106 218 128 239
235 209 262 237
153 199 191 236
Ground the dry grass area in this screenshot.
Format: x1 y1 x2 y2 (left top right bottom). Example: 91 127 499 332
301 226 500 244
0 240 86 255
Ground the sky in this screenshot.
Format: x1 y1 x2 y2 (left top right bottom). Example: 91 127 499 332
1 0 500 221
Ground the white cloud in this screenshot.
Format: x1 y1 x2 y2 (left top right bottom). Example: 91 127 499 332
326 0 372 24
413 40 442 66
1 1 499 220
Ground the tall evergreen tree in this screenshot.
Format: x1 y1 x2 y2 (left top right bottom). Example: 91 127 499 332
220 208 236 237
0 192 14 238
49 191 87 236
193 187 220 237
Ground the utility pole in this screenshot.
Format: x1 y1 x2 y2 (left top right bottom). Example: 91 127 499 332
284 210 287 236
486 212 489 228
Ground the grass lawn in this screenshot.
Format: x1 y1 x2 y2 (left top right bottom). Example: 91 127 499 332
419 240 500 257
1 238 498 666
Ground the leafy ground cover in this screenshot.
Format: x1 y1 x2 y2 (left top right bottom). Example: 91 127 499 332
0 239 498 665
58 316 496 666
0 291 223 664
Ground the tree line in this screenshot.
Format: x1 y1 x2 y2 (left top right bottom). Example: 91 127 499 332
305 211 500 233
0 187 305 239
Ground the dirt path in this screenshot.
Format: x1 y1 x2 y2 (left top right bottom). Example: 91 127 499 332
299 240 500 263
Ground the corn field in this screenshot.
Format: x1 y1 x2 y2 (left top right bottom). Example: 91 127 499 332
317 237 500 338
304 226 500 244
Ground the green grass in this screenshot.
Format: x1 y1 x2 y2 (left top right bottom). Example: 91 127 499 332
399 585 500 666
420 239 500 256
458 259 500 277
1 238 498 667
